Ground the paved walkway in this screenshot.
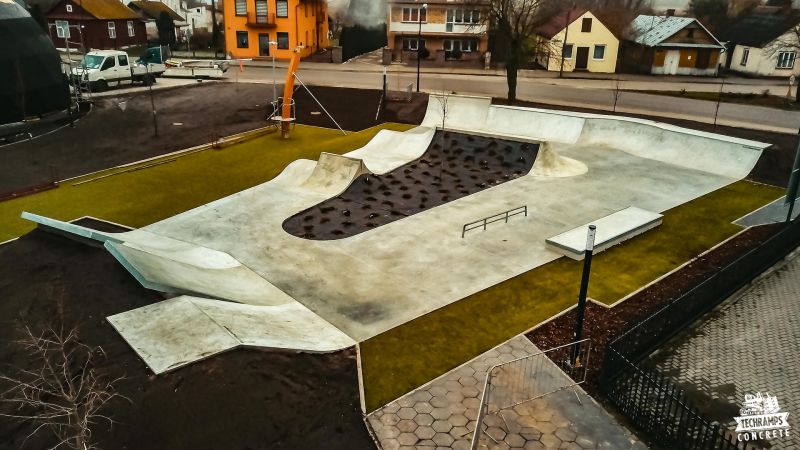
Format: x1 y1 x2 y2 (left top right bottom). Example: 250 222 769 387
367 336 646 450
651 249 800 449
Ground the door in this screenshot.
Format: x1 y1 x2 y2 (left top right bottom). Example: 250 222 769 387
575 47 590 70
664 51 680 75
259 34 270 56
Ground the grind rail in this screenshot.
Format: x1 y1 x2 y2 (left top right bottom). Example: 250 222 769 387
462 206 528 238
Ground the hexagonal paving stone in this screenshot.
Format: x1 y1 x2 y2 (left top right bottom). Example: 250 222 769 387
445 380 463 392
540 433 562 448
554 428 577 442
535 422 556 434
413 390 434 402
450 414 469 427
453 440 473 450
486 427 507 441
505 433 526 448
431 407 452 420
430 386 448 397
416 439 435 447
465 408 479 421
523 441 546 450
551 415 570 428
416 426 436 440
463 397 480 409
519 427 542 441
415 402 434 414
397 419 418 433
433 432 455 446
397 432 419 446
462 385 480 398
416 413 435 426
432 419 453 433
381 438 401 450
430 396 450 408
383 403 401 414
380 413 401 426
448 402 468 415
532 410 552 422
450 425 470 439
460 375 479 386
397 396 416 408
446 390 465 403
374 424 400 440
398 407 417 420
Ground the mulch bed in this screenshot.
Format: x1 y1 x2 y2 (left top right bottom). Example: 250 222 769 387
0 84 428 196
0 220 374 450
495 98 800 188
526 222 783 389
283 131 536 239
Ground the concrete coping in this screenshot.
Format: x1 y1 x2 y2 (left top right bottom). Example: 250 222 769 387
546 206 664 260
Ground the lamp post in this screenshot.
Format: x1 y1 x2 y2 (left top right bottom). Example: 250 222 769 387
572 224 596 366
416 3 427 93
269 40 278 102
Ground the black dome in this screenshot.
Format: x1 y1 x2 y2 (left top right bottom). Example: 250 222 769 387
0 0 70 125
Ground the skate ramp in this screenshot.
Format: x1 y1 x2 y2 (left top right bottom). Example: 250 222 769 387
531 142 588 178
424 94 766 180
344 127 436 174
107 295 356 374
302 152 370 194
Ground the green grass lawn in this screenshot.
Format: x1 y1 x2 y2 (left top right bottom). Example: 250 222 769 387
0 123 412 242
359 180 782 412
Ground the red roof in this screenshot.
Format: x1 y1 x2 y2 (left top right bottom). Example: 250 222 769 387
538 7 589 39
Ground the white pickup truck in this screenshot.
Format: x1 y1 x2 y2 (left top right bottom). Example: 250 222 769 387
72 48 166 92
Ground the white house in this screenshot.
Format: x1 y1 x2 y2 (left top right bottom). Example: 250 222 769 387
721 6 800 77
535 8 619 73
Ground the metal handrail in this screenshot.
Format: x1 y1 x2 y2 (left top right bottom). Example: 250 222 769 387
462 205 527 238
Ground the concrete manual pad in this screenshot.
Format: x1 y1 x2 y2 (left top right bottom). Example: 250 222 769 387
546 207 663 260
108 295 356 374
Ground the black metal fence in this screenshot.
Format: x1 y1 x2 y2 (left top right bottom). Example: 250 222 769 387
600 219 800 450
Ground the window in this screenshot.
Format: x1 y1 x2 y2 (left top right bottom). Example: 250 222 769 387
402 7 426 22
444 39 477 53
100 57 115 70
118 54 128 66
563 43 573 59
778 51 796 69
402 38 424 51
196 8 201 13
108 21 116 39
740 48 749 66
277 31 289 49
236 30 249 48
277 0 288 17
234 0 246 16
581 17 592 32
593 44 605 60
55 20 70 38
65 4 72 12
127 20 134 37
255 0 268 22
446 8 480 27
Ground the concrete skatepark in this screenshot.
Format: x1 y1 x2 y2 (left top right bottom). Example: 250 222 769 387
22 95 767 377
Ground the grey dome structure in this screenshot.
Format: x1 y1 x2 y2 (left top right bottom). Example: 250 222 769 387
0 0 69 125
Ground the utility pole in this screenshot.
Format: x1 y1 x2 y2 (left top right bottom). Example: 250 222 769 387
416 3 427 92
559 6 574 79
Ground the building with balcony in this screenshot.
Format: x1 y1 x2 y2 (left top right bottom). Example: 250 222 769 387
222 0 328 59
386 0 489 63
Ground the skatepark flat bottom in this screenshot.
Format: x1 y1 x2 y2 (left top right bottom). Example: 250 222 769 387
283 131 538 240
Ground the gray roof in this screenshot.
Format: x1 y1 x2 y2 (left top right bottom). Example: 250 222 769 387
630 15 723 48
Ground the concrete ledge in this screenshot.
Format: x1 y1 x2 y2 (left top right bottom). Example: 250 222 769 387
546 206 663 260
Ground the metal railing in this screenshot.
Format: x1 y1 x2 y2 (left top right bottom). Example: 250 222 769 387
471 339 590 450
462 205 527 238
599 220 800 450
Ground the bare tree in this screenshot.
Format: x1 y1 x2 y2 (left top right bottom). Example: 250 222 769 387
485 0 557 103
435 89 451 181
0 326 127 450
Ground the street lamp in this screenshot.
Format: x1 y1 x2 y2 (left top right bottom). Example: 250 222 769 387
268 40 278 102
416 3 427 93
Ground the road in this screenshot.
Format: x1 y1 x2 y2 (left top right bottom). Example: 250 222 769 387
227 65 800 133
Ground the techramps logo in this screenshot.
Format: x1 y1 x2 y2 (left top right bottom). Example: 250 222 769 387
735 392 790 443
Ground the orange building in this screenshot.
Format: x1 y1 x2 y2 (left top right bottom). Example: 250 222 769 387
223 0 328 60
